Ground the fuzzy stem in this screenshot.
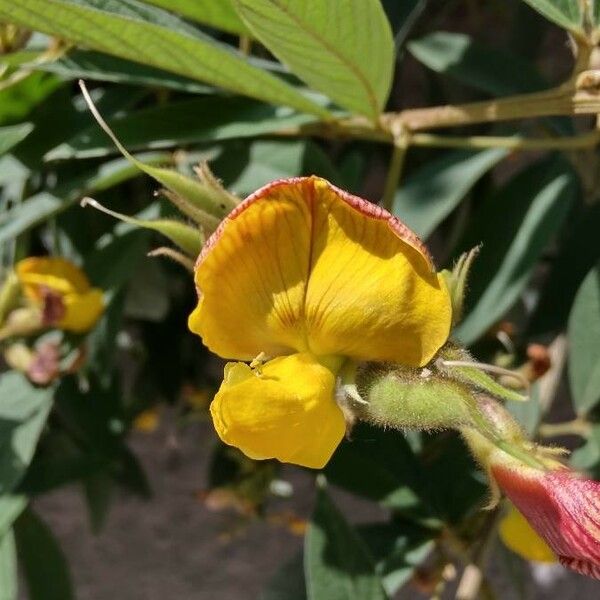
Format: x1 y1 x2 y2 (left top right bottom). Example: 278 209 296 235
538 417 592 438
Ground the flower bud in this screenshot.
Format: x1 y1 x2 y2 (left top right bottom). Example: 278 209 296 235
349 362 478 431
493 461 600 579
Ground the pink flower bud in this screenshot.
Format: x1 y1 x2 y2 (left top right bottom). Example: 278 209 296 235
492 463 600 579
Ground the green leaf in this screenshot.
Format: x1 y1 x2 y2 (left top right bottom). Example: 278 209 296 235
0 123 33 156
33 50 214 94
0 152 170 245
0 497 27 538
81 197 204 256
529 203 600 335
506 384 541 436
234 0 394 119
15 508 74 600
408 32 547 96
62 84 239 226
455 156 576 345
143 0 248 35
568 264 600 414
393 148 506 239
571 425 600 472
0 72 61 126
520 0 584 34
0 530 17 600
46 96 318 160
325 425 431 521
0 0 329 117
261 552 306 600
0 373 53 495
305 486 388 600
215 139 339 197
358 522 434 596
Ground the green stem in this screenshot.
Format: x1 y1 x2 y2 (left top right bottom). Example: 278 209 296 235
381 141 408 212
410 129 600 151
538 417 592 438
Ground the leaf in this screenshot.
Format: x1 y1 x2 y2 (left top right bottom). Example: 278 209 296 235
0 0 329 117
408 32 547 96
506 384 541 436
571 425 600 472
63 84 228 224
392 148 506 239
529 203 600 335
0 123 33 156
0 152 170 245
143 0 248 35
0 373 53 495
455 156 576 345
0 497 27 538
325 424 432 521
520 0 584 34
0 72 61 126
305 486 388 600
215 139 339 197
0 530 17 600
46 96 318 160
81 197 204 256
15 508 74 600
33 50 214 94
358 522 434 596
234 0 394 119
568 264 600 414
261 552 307 600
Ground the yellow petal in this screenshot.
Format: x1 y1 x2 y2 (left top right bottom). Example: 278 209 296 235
210 353 345 469
16 257 104 333
499 503 557 564
60 288 105 333
305 178 451 366
190 177 451 365
16 257 90 300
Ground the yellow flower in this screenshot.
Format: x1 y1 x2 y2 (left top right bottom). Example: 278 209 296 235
499 503 557 564
133 407 161 433
188 177 452 468
16 257 104 333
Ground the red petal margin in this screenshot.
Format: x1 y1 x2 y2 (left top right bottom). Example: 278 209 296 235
493 464 600 579
196 176 434 270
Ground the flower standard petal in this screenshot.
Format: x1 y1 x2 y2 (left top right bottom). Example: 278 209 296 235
16 257 104 333
189 177 451 365
17 257 90 299
189 180 313 360
210 353 346 469
304 178 451 366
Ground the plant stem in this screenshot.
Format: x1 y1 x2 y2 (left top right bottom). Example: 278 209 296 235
455 510 500 600
411 129 600 151
538 417 592 438
381 139 408 211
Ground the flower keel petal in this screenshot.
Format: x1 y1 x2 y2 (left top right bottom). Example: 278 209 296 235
210 353 345 469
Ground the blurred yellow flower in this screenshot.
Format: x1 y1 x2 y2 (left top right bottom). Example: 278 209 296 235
189 177 451 468
16 257 104 333
133 407 161 433
499 503 557 564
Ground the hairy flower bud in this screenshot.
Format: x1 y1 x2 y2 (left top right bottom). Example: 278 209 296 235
493 462 600 579
349 362 478 431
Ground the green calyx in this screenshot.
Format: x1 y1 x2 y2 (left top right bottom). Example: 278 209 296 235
345 361 479 432
441 246 479 327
